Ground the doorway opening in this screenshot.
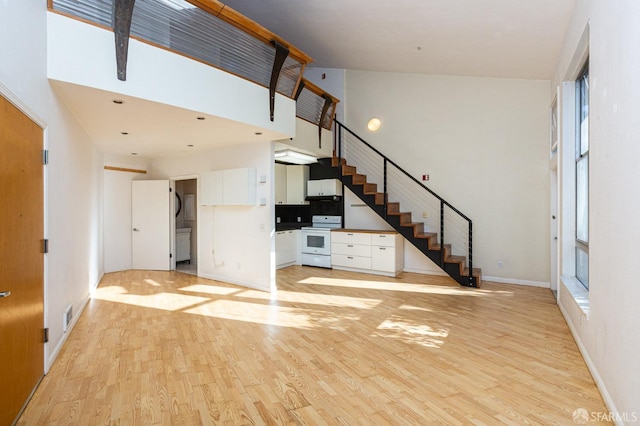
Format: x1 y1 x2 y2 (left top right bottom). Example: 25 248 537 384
174 178 198 275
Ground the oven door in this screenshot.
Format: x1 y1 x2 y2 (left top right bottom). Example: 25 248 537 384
301 229 331 255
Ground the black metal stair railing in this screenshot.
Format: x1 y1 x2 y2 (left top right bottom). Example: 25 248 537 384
334 120 477 287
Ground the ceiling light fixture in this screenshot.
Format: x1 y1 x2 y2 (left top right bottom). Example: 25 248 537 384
274 149 317 165
367 118 382 132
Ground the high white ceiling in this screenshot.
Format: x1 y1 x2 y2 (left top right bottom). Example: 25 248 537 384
55 0 576 159
224 0 576 79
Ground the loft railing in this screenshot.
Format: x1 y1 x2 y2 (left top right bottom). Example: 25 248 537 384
48 0 313 118
334 120 475 286
295 79 339 131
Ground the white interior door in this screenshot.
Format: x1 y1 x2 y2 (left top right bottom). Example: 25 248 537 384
132 180 171 270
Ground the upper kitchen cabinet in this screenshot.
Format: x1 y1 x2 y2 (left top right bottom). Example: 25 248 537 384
275 164 309 205
275 164 288 204
201 168 256 206
307 179 343 197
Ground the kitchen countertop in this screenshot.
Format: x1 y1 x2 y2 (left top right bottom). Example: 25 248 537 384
332 229 399 234
276 222 312 231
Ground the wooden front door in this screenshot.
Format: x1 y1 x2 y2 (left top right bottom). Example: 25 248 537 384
0 94 45 425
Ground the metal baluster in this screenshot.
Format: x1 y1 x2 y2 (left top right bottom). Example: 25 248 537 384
383 158 388 219
440 200 445 267
469 221 474 287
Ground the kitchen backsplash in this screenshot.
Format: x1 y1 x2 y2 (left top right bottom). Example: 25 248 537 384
276 204 311 224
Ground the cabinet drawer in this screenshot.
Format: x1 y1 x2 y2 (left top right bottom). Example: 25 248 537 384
331 253 372 270
371 233 397 247
371 246 396 273
332 242 371 257
332 232 371 245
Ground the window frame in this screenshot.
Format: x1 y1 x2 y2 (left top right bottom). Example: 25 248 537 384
575 62 589 290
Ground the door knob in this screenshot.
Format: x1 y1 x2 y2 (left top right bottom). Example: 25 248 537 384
133 228 140 232
0 291 11 298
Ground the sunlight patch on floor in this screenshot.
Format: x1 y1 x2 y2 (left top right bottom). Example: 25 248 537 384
374 315 449 348
94 286 209 311
178 284 242 296
299 276 489 296
183 299 357 330
234 289 382 310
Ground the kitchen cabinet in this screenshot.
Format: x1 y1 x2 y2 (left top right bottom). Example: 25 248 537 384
275 164 287 204
331 230 403 277
276 229 299 269
286 165 309 204
307 178 342 197
201 168 256 206
275 164 309 205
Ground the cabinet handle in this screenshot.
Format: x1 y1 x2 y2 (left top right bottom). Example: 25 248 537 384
347 233 354 236
347 256 353 259
379 235 386 238
0 291 11 298
379 247 386 250
347 244 353 247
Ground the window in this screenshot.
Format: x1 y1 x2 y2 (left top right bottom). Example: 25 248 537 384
575 63 589 289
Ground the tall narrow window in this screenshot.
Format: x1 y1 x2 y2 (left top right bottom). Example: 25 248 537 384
575 63 589 289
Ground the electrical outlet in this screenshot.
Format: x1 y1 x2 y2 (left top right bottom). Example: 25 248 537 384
422 211 428 218
497 261 504 268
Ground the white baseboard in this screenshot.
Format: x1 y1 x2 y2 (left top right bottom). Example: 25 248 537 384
558 303 621 425
482 275 550 288
45 272 104 373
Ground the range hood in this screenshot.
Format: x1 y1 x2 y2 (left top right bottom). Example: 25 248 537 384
274 149 317 165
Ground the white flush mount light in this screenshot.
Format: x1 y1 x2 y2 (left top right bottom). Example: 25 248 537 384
275 149 317 165
367 117 382 132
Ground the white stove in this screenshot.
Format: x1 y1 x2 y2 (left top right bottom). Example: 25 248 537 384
300 216 342 268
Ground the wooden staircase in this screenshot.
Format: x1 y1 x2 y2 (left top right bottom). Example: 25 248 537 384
333 157 482 287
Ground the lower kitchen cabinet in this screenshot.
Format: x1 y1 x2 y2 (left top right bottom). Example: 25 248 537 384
331 230 403 276
275 230 299 269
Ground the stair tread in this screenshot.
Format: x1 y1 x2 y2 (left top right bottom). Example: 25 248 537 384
445 255 466 263
463 268 482 277
416 232 437 239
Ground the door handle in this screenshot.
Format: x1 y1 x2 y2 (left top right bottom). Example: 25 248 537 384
0 291 11 298
133 228 140 232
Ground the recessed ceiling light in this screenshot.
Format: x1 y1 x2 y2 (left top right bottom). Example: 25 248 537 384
255 132 262 135
113 99 124 104
121 131 129 135
196 116 205 120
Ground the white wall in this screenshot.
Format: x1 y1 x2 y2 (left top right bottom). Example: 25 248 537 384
304 67 346 122
0 0 104 370
103 154 151 273
277 118 333 158
344 70 550 285
150 142 274 292
554 0 640 418
47 12 296 139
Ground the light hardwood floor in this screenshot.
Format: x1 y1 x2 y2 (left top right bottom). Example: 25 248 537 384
19 267 611 425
